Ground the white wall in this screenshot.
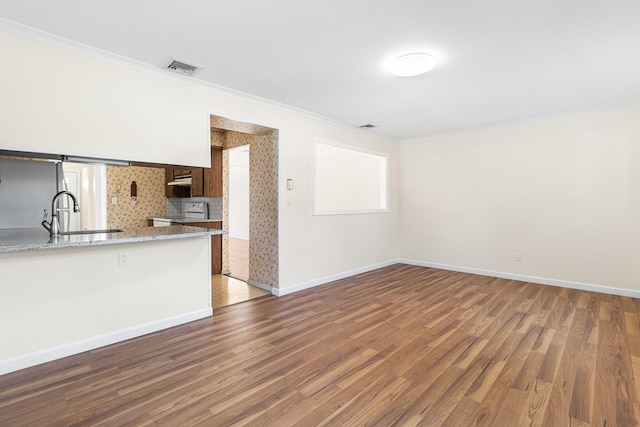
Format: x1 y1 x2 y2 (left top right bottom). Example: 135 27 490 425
399 104 640 293
0 27 399 293
0 237 212 374
6 24 638 299
278 125 399 293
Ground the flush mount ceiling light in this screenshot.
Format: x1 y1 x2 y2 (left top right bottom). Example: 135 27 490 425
390 53 436 77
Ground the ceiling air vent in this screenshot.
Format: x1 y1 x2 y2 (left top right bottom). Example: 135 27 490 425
163 58 200 77
359 124 376 129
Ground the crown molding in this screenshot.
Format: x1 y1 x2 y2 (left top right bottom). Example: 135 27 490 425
401 98 640 144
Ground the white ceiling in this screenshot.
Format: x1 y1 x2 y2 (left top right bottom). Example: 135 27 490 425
1 0 639 141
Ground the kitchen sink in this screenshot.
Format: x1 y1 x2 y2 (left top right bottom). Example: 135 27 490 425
60 229 123 235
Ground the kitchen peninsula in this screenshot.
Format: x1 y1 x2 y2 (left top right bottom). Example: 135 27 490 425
0 225 220 253
0 226 222 375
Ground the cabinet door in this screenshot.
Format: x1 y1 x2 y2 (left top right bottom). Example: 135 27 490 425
165 168 175 198
210 221 222 274
203 147 223 198
191 168 204 197
173 168 191 177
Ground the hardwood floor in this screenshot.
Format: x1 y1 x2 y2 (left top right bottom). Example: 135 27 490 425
228 237 249 282
2 264 640 426
212 274 270 309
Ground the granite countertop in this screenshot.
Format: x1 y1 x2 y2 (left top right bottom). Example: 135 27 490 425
149 217 222 223
0 226 225 254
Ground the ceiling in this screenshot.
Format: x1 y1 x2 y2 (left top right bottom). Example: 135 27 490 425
1 0 639 141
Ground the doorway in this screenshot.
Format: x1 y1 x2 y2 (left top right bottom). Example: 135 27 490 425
212 144 269 308
209 114 278 308
60 162 107 231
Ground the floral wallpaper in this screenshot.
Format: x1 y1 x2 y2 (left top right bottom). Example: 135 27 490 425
248 132 279 289
106 165 166 230
218 127 279 289
211 129 225 147
210 116 274 136
222 148 230 272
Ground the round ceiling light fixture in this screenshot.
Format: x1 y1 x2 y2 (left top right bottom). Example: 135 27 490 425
390 53 437 77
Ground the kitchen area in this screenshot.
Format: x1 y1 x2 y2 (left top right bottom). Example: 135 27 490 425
103 130 272 307
0 25 283 377
0 118 277 375
145 146 225 276
1 123 275 297
0 152 219 375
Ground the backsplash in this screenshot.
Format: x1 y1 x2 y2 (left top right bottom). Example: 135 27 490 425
106 165 166 230
166 197 222 219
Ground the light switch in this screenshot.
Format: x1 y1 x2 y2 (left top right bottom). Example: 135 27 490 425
286 179 294 190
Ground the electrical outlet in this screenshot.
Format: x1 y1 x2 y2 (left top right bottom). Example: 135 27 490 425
515 252 522 262
119 252 128 266
328 255 333 264
111 197 118 205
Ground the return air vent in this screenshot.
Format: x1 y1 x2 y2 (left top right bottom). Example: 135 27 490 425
163 58 200 76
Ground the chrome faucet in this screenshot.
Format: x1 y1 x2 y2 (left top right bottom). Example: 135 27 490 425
42 191 80 236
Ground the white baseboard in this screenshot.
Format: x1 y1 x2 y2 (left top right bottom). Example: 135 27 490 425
399 259 640 299
0 308 212 376
274 259 398 296
247 279 273 293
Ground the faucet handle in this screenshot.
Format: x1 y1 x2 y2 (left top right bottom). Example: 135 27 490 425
41 209 51 233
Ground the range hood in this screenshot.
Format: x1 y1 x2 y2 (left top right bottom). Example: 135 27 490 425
167 176 192 186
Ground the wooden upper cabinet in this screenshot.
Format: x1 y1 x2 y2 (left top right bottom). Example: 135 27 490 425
173 169 191 177
191 168 204 197
207 147 223 198
166 147 222 198
165 168 173 197
165 168 190 198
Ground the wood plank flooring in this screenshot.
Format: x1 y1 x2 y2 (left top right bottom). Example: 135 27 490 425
212 274 270 309
228 237 249 282
2 264 640 426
